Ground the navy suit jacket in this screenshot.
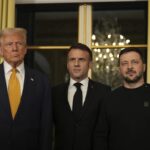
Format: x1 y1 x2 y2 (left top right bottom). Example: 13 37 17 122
0 64 52 150
52 79 111 150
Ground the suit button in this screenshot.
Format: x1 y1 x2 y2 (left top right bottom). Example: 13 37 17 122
75 123 79 127
8 140 11 145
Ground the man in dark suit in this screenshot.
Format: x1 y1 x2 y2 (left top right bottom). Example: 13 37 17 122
0 28 52 150
52 43 111 150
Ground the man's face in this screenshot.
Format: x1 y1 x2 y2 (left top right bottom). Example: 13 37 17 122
1 33 27 67
119 51 145 84
67 49 92 82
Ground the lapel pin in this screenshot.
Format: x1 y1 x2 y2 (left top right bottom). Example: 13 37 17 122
144 101 149 107
30 78 34 81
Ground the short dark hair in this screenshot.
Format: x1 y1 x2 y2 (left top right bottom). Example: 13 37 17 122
68 43 93 61
119 47 145 64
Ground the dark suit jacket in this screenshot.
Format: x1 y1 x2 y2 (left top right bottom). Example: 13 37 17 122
52 79 111 150
0 64 52 150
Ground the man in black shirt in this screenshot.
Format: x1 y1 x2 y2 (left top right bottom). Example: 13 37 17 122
94 48 150 150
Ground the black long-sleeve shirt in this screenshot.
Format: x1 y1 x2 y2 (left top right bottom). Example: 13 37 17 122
94 83 150 150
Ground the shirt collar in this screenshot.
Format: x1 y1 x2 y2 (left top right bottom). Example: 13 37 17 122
4 60 25 76
69 77 89 87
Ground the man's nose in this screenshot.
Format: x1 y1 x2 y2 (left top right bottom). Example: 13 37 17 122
74 59 79 66
12 43 17 50
128 62 133 69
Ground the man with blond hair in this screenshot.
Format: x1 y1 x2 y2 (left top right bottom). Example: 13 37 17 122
0 28 52 150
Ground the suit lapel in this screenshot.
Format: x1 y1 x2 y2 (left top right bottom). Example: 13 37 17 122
63 82 72 112
0 64 12 120
83 79 95 109
15 66 35 119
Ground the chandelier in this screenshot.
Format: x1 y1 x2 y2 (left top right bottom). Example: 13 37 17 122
92 17 130 88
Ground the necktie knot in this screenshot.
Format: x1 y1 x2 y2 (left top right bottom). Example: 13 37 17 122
12 68 16 72
74 82 82 89
11 68 18 74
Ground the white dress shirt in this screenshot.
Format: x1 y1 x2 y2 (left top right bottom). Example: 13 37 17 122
68 77 89 110
4 60 25 95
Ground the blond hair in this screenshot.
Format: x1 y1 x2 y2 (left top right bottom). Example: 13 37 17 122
0 27 27 45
